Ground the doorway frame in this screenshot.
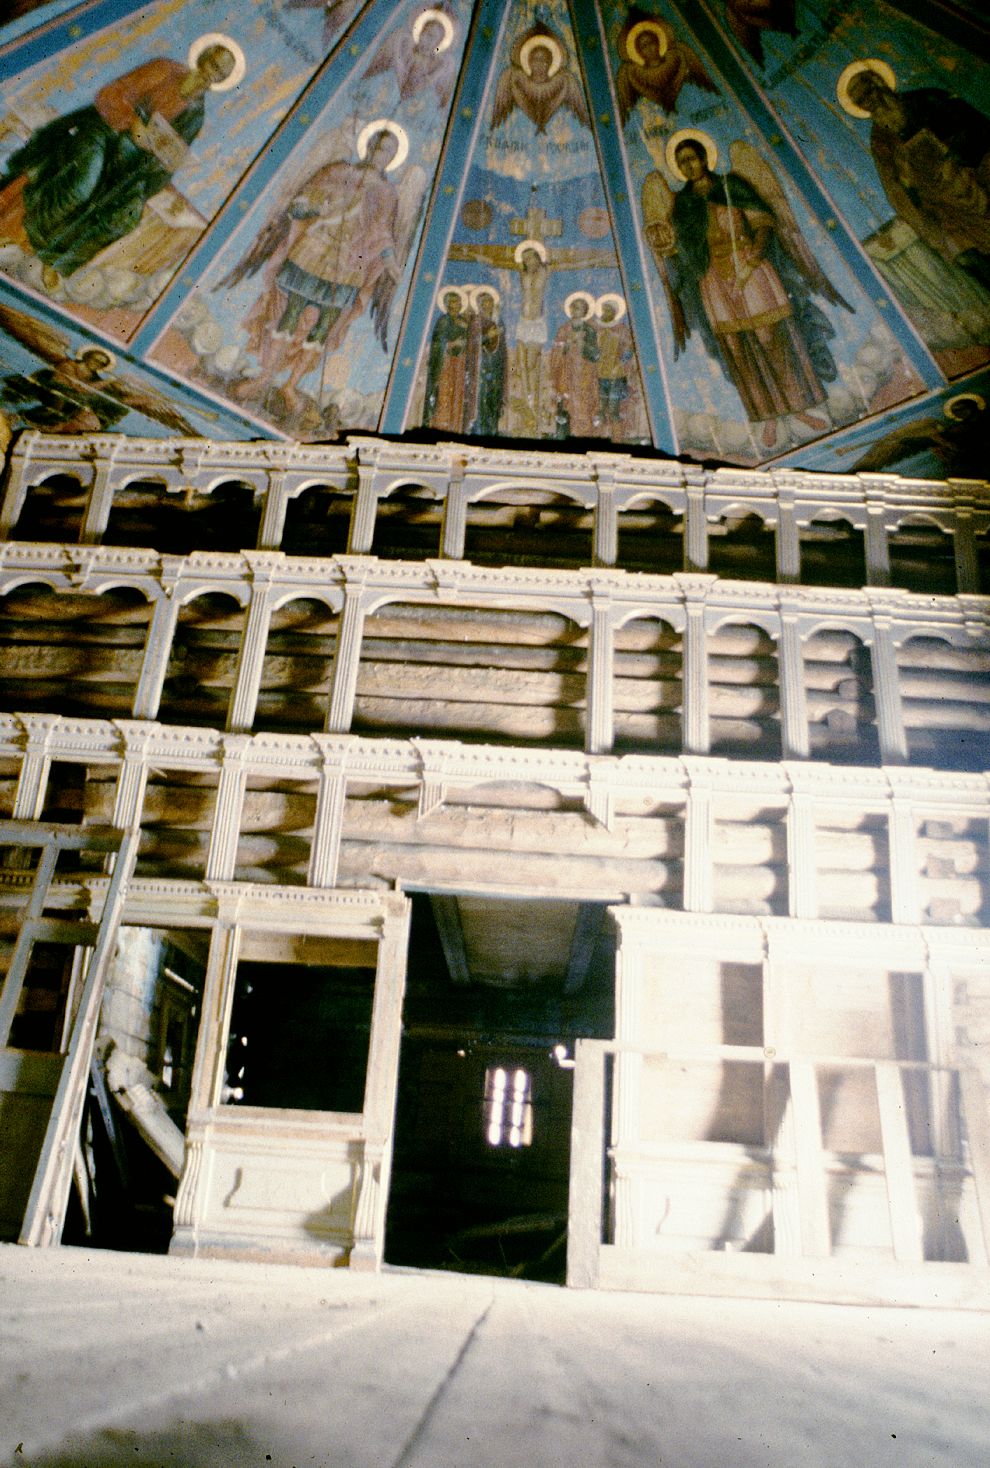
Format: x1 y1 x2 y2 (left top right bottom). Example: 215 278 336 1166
170 885 410 1267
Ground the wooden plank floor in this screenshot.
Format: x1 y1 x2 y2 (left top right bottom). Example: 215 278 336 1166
1 1243 986 1468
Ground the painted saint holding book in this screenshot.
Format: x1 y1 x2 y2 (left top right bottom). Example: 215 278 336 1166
0 35 243 291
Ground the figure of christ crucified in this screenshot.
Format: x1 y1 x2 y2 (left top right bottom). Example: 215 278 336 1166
448 201 615 436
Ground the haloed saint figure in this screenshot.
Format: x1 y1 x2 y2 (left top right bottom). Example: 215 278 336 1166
0 35 242 291
837 59 990 293
643 130 850 447
223 118 420 426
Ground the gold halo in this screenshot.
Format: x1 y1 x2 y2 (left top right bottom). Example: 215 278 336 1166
437 285 469 312
627 20 668 65
563 290 596 318
513 238 548 265
75 345 116 370
468 283 501 309
356 118 409 171
836 59 897 118
944 392 985 421
666 128 718 180
595 292 627 323
188 33 245 91
519 34 563 77
412 8 454 52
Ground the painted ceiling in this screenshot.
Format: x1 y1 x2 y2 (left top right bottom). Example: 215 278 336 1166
0 0 988 480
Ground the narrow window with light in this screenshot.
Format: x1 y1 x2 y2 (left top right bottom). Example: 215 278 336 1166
484 1064 533 1148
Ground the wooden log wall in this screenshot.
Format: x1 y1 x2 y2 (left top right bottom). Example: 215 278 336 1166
353 604 588 748
0 585 152 720
0 570 987 767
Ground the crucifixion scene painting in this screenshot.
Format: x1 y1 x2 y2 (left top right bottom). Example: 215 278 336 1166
411 5 650 444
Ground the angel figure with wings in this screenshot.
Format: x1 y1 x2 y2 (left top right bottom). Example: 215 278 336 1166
490 24 588 135
0 303 197 450
221 121 424 423
642 131 851 447
283 0 364 50
615 13 717 126
363 8 459 112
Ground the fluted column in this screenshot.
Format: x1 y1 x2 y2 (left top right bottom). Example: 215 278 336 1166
865 508 891 587
682 598 710 754
586 596 614 755
593 475 617 567
227 557 279 732
326 582 366 732
684 485 707 571
205 736 251 881
440 462 467 559
112 724 155 831
79 443 122 543
132 566 184 719
871 619 909 763
778 614 810 758
775 494 801 583
308 747 347 887
12 714 61 819
257 469 290 549
953 512 980 594
348 464 379 553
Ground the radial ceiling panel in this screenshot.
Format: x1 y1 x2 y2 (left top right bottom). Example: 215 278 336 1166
0 0 987 477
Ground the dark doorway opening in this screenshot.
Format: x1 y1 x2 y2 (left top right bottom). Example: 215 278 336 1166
384 892 614 1283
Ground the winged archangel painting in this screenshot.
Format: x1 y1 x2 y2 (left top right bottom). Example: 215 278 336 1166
642 130 851 450
150 0 470 438
218 121 425 427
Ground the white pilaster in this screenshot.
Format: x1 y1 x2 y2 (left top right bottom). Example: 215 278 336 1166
12 715 61 819
79 443 121 543
778 615 810 758
593 475 617 567
205 736 251 881
871 620 909 763
440 462 467 559
308 749 347 888
0 431 43 537
257 469 290 549
888 799 921 924
351 894 410 1268
112 724 155 831
586 597 614 755
787 793 817 918
188 920 242 1114
326 584 367 733
682 600 709 754
349 465 379 553
953 512 980 594
775 495 801 583
865 508 891 587
132 573 183 720
683 778 713 913
227 558 279 732
684 486 707 571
